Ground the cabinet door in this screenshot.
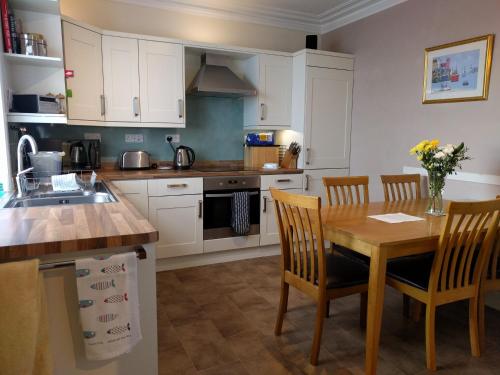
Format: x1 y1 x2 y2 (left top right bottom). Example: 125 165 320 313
303 169 349 203
111 180 149 218
260 188 302 246
63 22 103 121
139 40 184 124
304 67 353 169
258 54 292 127
148 195 203 259
102 36 140 122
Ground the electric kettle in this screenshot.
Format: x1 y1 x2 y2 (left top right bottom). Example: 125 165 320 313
70 141 87 169
167 137 195 170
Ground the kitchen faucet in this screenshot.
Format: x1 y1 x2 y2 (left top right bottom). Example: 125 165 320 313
16 134 38 198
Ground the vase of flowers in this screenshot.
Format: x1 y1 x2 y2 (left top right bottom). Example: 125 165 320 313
410 140 470 216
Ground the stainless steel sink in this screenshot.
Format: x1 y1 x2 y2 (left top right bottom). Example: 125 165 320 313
3 181 117 208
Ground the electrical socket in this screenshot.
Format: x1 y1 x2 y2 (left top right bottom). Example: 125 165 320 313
125 134 144 143
165 134 180 143
84 132 101 141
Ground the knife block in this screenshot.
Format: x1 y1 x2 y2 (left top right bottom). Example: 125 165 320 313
280 150 298 169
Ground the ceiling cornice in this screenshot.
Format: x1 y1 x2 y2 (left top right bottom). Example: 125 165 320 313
111 0 407 34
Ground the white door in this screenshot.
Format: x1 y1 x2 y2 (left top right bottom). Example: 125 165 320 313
258 54 292 127
304 67 353 169
63 22 103 121
260 188 302 246
148 195 203 259
303 169 349 203
102 36 140 122
139 40 184 124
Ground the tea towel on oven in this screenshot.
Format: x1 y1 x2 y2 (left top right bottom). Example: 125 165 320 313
75 252 142 361
231 191 251 235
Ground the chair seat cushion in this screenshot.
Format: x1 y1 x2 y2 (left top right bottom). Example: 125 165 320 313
334 245 370 265
324 253 369 289
387 252 435 291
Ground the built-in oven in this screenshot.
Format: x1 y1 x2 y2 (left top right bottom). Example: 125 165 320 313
203 175 260 240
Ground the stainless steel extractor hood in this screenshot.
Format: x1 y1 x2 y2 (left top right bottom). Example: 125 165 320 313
186 54 257 97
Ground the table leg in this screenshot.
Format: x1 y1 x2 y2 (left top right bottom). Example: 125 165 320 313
365 248 387 375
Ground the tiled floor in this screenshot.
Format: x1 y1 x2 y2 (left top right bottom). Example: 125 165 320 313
157 256 500 375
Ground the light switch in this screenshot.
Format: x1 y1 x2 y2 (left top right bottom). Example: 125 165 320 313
125 134 144 143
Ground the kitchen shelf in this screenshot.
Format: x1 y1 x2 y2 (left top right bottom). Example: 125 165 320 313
10 0 60 15
3 53 64 68
7 112 67 124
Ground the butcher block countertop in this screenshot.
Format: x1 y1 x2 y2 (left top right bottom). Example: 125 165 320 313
98 166 303 180
0 182 158 262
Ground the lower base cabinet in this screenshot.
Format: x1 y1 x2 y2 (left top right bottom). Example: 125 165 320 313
148 194 203 259
260 188 302 246
303 168 349 203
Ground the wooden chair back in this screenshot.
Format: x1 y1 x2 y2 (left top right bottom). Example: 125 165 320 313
322 176 369 206
485 195 500 285
429 199 500 297
270 188 326 291
380 174 421 202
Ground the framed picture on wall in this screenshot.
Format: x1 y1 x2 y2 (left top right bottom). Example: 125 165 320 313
422 34 495 104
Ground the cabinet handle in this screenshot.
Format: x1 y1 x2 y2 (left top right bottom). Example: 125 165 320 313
305 174 310 191
198 200 203 218
178 99 184 119
263 196 267 213
276 178 291 183
167 183 188 188
305 148 311 165
133 97 140 117
260 103 265 121
100 95 106 116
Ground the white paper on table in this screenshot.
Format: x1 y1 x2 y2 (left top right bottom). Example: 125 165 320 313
368 212 425 224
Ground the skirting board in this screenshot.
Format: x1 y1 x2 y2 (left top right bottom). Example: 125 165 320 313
403 166 500 186
156 244 281 272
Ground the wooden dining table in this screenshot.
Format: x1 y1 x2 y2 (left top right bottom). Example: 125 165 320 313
321 199 447 375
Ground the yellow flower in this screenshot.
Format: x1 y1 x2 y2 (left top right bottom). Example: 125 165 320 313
430 139 440 148
415 140 429 152
417 155 423 161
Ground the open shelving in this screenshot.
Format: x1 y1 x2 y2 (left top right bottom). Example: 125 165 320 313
7 112 67 124
3 53 63 67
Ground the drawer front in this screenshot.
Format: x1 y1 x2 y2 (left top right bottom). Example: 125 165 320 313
306 54 354 71
111 179 148 194
261 174 303 191
148 177 203 196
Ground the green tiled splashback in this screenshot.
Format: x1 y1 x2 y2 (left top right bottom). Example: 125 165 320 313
27 96 244 161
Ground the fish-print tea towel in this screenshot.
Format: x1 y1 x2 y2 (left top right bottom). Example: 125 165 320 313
75 252 142 361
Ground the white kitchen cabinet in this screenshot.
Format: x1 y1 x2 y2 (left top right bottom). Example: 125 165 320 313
139 40 185 125
303 168 349 203
148 195 203 259
111 180 148 218
292 50 354 170
260 188 302 246
102 36 140 122
63 21 104 121
244 54 292 129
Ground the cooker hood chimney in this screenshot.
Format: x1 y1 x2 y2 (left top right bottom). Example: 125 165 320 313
186 54 257 98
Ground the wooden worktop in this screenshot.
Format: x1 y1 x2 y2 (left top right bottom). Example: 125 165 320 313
98 166 303 180
0 182 158 262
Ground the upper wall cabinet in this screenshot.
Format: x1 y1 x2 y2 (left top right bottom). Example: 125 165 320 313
243 54 292 130
139 40 184 124
292 50 354 170
102 36 140 122
63 22 104 121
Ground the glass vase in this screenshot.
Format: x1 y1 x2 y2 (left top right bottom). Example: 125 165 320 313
426 172 445 216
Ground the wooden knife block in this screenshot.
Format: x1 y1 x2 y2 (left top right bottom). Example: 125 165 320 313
244 146 279 168
280 150 298 169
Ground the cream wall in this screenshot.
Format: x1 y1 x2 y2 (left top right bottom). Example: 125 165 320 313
60 0 308 52
322 0 500 200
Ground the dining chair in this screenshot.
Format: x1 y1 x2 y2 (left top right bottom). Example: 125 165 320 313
270 188 369 365
479 195 500 348
380 174 423 321
380 174 421 201
386 199 500 371
322 176 370 206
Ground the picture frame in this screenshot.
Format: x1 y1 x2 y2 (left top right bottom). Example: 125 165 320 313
422 34 495 104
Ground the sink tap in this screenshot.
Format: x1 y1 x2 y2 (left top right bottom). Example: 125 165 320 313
16 134 38 198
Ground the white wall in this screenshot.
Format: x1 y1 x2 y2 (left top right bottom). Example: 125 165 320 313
0 38 13 191
60 0 308 52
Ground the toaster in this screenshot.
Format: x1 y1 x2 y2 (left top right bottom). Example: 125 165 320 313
119 151 151 170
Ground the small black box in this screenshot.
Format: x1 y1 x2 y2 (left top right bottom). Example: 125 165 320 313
306 35 318 49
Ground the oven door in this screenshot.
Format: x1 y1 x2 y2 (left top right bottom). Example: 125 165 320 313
203 189 260 240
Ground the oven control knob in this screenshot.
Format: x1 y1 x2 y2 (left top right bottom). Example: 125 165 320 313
242 181 246 185
219 182 223 186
